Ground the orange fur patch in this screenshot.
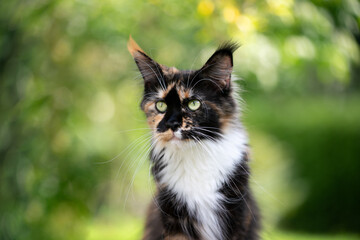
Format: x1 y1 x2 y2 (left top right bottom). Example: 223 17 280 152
220 114 234 132
143 102 153 113
127 35 145 57
203 100 234 130
183 89 190 99
147 113 163 130
177 85 191 101
161 82 176 98
181 116 193 130
162 66 179 76
158 129 174 142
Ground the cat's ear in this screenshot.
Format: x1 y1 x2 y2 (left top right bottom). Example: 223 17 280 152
200 42 239 90
127 36 164 86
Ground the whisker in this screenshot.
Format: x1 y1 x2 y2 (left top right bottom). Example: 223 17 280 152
191 127 225 141
194 126 222 130
123 138 159 208
116 127 154 134
194 131 218 142
115 134 153 180
95 132 152 165
123 142 153 207
122 150 148 208
192 127 224 136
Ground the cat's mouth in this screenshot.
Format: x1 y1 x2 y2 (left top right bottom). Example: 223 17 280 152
157 129 183 143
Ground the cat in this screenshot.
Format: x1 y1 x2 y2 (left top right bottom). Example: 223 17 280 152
128 36 260 240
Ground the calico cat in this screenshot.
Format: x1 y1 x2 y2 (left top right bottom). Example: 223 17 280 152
128 36 260 240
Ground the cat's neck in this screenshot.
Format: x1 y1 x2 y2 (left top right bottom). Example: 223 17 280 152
151 125 248 240
152 125 248 192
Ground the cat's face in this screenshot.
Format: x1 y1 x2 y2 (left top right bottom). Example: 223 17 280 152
128 37 239 145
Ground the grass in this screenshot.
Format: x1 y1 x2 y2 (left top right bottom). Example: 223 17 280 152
86 217 360 240
87 217 143 240
262 231 360 240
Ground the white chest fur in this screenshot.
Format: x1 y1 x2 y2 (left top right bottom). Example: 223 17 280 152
153 128 248 240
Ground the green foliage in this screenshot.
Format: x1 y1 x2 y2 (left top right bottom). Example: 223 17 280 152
0 0 359 239
245 95 360 232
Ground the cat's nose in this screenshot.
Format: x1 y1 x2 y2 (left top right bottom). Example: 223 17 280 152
166 120 181 131
165 116 181 131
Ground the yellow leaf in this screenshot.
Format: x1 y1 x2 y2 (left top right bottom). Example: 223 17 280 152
197 0 214 16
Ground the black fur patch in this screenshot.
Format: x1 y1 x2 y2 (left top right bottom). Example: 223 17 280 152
218 153 260 240
157 88 183 132
157 187 200 239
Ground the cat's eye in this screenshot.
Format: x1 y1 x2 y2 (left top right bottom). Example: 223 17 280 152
188 99 201 111
156 101 167 113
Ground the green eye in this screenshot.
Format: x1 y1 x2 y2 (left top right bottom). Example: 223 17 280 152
188 99 201 111
156 101 167 113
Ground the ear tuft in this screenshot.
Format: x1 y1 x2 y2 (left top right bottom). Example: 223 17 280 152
127 35 164 87
127 35 145 57
216 41 240 55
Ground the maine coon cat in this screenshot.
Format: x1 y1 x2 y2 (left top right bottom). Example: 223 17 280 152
128 36 260 240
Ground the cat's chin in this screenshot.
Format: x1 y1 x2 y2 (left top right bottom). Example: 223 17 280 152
169 135 182 144
166 131 183 145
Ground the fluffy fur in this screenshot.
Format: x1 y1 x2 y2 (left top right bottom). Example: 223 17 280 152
128 36 260 240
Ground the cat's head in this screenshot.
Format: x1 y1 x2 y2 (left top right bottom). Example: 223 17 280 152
128 36 240 146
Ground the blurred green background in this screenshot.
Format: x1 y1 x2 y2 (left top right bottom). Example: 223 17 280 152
1 0 360 239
